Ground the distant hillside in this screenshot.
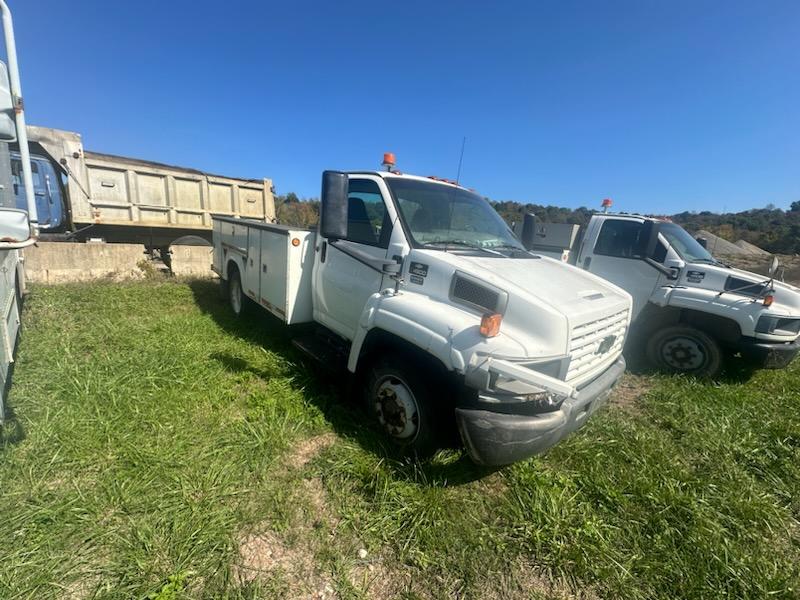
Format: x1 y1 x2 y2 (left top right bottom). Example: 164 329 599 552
276 192 800 255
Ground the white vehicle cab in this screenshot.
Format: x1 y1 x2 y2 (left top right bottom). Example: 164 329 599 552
212 157 632 466
522 211 800 377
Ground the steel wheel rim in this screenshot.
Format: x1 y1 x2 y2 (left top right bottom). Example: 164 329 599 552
661 335 706 370
374 375 419 440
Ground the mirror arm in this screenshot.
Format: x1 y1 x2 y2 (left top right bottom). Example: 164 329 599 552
0 235 36 250
643 257 678 279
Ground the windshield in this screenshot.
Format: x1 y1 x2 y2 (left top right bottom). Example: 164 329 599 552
386 178 524 251
659 223 716 263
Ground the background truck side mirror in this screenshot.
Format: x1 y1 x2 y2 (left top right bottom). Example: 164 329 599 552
664 257 685 280
520 212 536 250
0 61 16 141
320 171 348 240
0 208 32 246
696 236 708 249
639 220 659 258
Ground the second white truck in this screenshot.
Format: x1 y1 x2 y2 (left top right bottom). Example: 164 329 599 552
213 160 633 466
521 212 800 377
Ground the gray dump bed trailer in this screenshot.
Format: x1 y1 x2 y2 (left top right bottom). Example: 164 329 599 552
14 126 276 254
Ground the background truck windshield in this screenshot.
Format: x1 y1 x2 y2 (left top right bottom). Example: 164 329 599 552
659 222 716 263
387 178 523 250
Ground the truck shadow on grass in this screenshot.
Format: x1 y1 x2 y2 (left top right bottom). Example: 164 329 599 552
0 350 26 447
622 343 760 384
188 279 492 486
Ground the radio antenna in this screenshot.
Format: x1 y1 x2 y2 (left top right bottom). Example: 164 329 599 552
455 136 466 184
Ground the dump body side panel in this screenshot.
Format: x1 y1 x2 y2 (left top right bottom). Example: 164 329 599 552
25 126 276 244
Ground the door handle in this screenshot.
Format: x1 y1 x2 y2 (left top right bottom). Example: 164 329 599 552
583 256 592 269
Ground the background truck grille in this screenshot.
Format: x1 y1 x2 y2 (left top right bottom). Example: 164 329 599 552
566 309 628 383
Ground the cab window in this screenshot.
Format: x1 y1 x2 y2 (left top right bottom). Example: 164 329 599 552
594 220 646 258
346 179 392 248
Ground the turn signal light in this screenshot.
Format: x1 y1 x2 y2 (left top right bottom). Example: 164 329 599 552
763 294 774 307
480 313 502 338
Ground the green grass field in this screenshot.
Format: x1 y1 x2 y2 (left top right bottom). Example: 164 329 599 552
1 280 798 599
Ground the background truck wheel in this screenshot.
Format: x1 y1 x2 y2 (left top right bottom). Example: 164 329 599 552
646 325 723 377
364 356 442 457
227 269 249 317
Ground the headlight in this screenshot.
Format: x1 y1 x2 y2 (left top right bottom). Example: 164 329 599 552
489 374 565 412
756 316 800 335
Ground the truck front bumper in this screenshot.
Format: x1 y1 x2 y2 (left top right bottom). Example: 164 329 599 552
737 338 800 369
456 357 626 466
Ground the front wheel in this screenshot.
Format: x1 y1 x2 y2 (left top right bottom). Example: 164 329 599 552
364 357 442 457
646 325 723 378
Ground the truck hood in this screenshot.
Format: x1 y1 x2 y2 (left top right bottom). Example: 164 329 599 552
402 249 632 360
448 253 631 326
680 262 800 315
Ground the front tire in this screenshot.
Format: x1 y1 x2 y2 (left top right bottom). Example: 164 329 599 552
646 325 723 378
364 356 442 457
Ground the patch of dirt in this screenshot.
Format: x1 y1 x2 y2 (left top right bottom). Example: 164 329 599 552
285 433 337 470
479 557 599 600
347 558 417 599
233 433 341 597
234 529 335 598
608 373 653 415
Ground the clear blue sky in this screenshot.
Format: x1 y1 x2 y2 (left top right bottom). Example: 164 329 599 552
10 0 800 213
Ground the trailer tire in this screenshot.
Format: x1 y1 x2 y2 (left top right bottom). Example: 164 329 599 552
227 268 250 317
646 325 723 378
364 355 442 457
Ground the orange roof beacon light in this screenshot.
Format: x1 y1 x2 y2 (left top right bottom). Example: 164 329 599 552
480 313 503 338
601 198 613 213
382 152 396 172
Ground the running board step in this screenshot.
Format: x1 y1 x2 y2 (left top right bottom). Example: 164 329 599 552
291 334 349 372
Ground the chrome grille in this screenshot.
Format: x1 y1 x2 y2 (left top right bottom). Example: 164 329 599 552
566 309 628 383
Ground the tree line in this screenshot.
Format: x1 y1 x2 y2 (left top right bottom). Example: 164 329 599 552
275 192 800 255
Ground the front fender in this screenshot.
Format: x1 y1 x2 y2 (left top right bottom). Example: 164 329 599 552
347 291 528 374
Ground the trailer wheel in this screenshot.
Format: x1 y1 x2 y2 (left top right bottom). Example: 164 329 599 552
646 325 722 378
227 268 249 317
364 356 441 456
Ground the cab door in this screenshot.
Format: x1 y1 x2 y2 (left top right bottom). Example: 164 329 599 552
581 217 664 319
312 176 394 340
11 153 64 229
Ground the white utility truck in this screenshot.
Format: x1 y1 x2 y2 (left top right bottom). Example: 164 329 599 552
212 160 633 466
0 0 38 420
519 212 800 377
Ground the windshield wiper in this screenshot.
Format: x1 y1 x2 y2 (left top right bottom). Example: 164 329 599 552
422 240 505 256
490 243 528 253
692 258 728 267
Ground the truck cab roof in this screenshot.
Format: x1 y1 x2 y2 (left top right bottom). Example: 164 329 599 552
345 170 470 190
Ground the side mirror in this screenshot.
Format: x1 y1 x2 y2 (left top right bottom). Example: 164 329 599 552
0 61 16 141
695 236 708 249
320 171 348 240
0 208 32 247
768 256 780 276
520 213 536 250
664 257 685 280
